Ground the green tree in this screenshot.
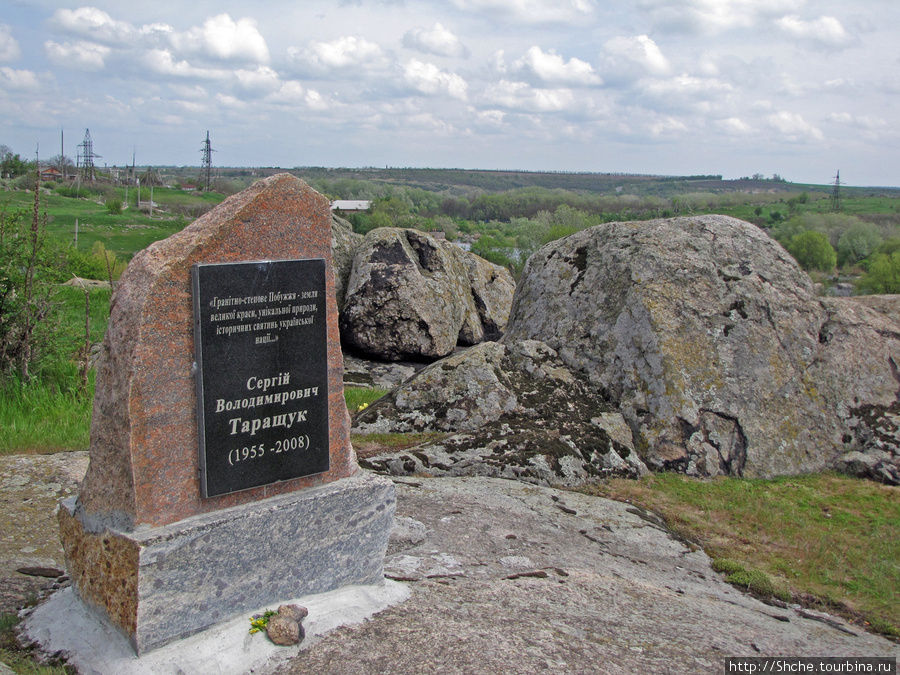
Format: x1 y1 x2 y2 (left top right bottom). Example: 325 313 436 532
837 224 882 267
858 252 900 294
0 145 29 178
786 230 836 273
470 234 516 269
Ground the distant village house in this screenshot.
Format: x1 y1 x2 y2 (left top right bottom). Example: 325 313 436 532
39 166 64 182
330 200 371 213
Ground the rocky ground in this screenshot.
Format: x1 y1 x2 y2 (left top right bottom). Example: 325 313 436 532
3 452 899 674
0 452 88 617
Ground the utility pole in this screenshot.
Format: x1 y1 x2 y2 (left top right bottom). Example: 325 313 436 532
831 170 842 213
76 129 100 183
200 131 215 191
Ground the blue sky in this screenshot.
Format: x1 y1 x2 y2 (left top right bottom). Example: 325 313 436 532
1 0 897 186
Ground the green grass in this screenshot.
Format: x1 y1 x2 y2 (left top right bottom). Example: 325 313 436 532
344 386 388 413
0 367 94 454
0 284 110 455
1 613 71 674
53 285 111 345
579 472 900 638
1 185 222 260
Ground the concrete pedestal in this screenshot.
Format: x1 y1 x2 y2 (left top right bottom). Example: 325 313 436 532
58 472 395 654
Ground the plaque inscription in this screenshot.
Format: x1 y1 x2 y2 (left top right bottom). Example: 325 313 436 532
192 259 329 497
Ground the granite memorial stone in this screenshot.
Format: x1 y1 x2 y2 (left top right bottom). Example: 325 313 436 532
56 174 396 654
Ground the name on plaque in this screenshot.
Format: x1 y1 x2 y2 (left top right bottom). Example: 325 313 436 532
192 259 329 498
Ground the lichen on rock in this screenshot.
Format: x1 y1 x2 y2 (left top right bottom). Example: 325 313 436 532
356 340 648 484
339 228 514 361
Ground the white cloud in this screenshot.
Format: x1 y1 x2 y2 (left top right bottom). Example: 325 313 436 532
482 80 575 112
234 66 281 94
777 15 854 49
827 113 886 130
601 35 671 82
50 7 136 46
403 59 468 99
450 0 594 24
717 117 752 134
638 0 805 35
473 108 506 126
641 74 733 98
403 24 469 58
263 81 331 111
292 36 386 73
649 116 688 135
0 25 20 62
766 111 824 141
45 40 110 71
144 49 230 80
513 46 602 86
173 14 270 64
0 67 42 92
826 112 888 140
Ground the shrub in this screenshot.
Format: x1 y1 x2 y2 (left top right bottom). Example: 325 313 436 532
837 224 882 267
0 201 72 380
786 230 836 273
106 198 123 215
857 252 900 294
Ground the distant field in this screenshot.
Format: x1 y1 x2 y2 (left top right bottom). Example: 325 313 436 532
1 185 224 259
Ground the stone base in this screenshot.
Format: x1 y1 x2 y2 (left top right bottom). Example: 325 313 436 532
58 472 395 654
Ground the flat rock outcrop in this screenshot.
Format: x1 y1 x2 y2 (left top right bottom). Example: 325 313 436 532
503 215 900 482
339 228 514 361
286 477 899 674
14 460 898 674
356 340 648 484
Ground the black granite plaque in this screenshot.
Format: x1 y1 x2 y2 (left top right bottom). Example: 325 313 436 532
192 259 329 497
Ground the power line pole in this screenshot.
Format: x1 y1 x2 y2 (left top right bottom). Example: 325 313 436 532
200 131 215 191
76 129 101 183
830 170 842 213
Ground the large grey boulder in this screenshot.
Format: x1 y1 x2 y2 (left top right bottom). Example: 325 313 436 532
330 214 362 311
340 228 514 361
355 339 648 484
503 214 900 482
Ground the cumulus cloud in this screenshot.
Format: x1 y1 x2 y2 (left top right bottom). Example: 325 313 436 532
403 59 468 99
649 116 688 135
0 67 42 92
403 23 469 58
264 81 332 111
45 40 110 71
50 7 136 46
482 80 576 112
638 0 805 35
766 111 824 141
172 14 270 64
601 35 671 83
0 25 20 62
291 36 386 74
641 74 733 98
717 117 752 134
144 49 230 80
513 46 602 86
450 0 594 24
234 66 281 95
777 15 855 49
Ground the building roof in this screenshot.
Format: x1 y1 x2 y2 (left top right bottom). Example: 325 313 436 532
330 200 371 211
